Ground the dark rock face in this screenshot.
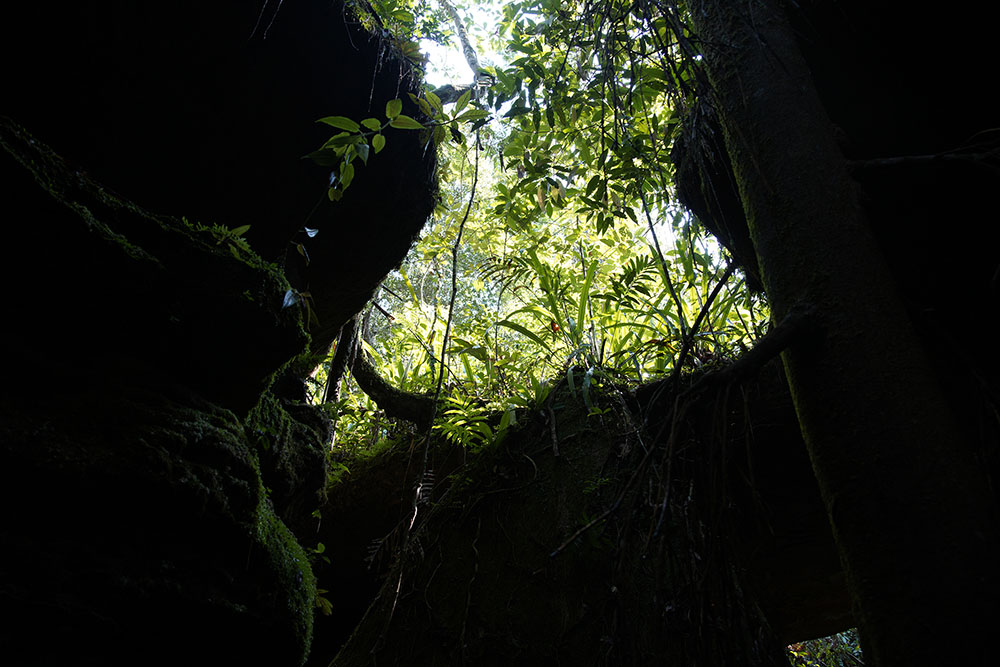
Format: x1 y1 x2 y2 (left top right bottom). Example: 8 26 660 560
317 368 833 665
2 0 436 355
674 1 1000 315
672 0 1000 496
0 2 436 665
671 0 1000 645
0 387 316 666
1 116 307 413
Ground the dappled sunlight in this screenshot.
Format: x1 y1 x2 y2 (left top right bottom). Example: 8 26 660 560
313 0 768 462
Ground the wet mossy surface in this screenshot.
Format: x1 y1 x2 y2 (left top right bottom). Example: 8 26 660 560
246 385 331 536
1 2 436 664
0 118 339 665
0 386 317 666
2 0 437 359
1 116 309 415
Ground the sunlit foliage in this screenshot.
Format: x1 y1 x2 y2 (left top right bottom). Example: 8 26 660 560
317 0 768 451
788 629 865 666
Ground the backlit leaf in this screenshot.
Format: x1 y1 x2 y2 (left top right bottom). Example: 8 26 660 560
389 114 425 130
317 116 360 132
455 89 472 114
386 98 403 119
340 162 355 188
426 90 443 114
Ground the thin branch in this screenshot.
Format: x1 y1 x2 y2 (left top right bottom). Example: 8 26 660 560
349 349 438 429
378 133 482 648
668 260 738 386
638 187 690 336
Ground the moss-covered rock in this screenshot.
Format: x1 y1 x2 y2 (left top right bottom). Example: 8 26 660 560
0 385 315 666
0 3 441 665
1 0 437 358
0 117 337 664
247 385 331 537
1 115 308 414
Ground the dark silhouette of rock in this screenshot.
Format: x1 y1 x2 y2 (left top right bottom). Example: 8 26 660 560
0 3 436 665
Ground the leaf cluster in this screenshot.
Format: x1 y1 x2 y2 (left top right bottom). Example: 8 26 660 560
308 90 489 201
313 0 768 454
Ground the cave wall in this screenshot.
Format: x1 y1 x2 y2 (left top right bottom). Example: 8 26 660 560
308 363 849 665
2 0 437 356
673 0 999 493
670 0 1000 654
0 2 436 665
675 1 999 335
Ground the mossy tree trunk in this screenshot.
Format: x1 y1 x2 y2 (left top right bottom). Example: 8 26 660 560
686 1 998 663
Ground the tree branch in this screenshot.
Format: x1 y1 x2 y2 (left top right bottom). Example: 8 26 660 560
349 348 438 430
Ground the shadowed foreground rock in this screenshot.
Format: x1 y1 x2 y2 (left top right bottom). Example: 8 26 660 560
0 2 435 664
313 364 846 666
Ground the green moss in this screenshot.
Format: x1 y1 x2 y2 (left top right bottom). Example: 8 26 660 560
254 482 317 665
2 115 300 324
243 389 319 664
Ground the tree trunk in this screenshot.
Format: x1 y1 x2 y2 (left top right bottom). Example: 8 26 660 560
686 1 999 663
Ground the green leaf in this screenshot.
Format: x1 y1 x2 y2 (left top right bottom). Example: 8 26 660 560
464 346 489 362
340 162 355 188
322 133 363 148
296 242 310 264
460 353 476 384
361 117 382 131
386 98 403 120
317 116 360 132
372 133 386 153
456 109 490 122
455 89 472 114
412 93 434 118
400 268 419 304
576 261 597 343
497 319 552 352
434 124 448 145
356 142 370 164
499 407 516 432
391 9 414 24
426 90 444 114
504 105 530 119
389 114 425 130
581 367 596 414
230 224 251 237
